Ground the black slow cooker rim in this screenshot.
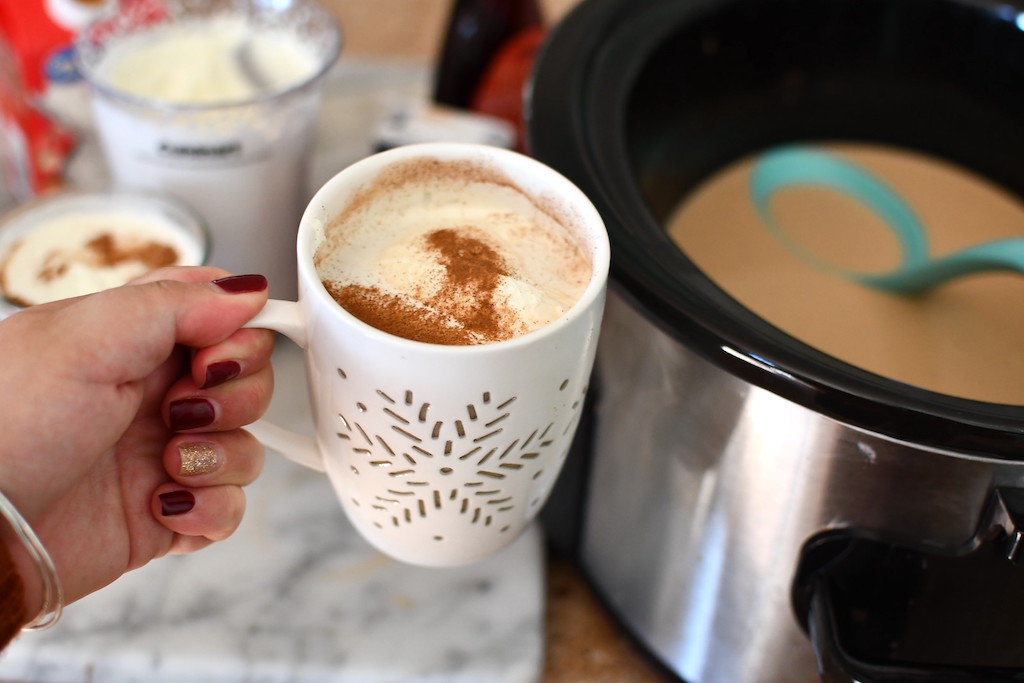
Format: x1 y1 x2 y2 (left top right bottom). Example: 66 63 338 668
527 0 1024 458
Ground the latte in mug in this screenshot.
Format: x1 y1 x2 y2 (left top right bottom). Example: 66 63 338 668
314 157 594 345
241 143 610 566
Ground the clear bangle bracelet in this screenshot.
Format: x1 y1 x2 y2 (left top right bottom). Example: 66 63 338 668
0 490 63 630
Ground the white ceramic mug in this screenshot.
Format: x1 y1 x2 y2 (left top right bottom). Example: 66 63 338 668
246 143 610 567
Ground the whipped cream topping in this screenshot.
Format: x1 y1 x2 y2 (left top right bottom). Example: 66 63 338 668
315 165 592 344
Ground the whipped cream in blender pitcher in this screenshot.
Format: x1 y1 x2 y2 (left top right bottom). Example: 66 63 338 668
94 15 321 104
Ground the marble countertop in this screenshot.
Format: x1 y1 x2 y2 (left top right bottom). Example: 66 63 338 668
0 61 548 682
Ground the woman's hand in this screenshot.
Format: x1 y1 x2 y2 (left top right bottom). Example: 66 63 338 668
0 267 274 622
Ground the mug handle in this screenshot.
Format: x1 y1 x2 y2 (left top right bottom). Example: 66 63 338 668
241 300 326 473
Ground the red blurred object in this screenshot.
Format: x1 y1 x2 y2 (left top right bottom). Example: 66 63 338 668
0 1 162 196
0 36 74 198
431 0 547 151
470 26 546 153
0 1 77 94
433 0 543 111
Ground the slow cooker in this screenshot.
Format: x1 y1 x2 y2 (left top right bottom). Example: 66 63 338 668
528 0 1024 680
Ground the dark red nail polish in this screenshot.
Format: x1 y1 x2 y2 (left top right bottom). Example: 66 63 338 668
213 274 268 294
201 360 241 389
160 490 196 516
169 398 215 431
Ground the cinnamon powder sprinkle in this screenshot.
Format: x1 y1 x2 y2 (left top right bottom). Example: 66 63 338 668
324 228 522 345
38 232 178 282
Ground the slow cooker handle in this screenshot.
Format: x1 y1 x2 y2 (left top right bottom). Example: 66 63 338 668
808 574 999 682
804 487 1024 683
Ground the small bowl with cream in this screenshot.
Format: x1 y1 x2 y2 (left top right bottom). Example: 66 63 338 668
0 190 209 317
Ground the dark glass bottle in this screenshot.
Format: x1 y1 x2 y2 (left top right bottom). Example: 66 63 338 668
432 0 542 110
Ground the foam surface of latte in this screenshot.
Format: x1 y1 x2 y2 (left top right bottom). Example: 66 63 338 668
315 161 592 345
0 208 198 306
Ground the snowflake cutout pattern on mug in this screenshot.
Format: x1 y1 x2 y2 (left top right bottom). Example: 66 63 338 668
334 366 584 542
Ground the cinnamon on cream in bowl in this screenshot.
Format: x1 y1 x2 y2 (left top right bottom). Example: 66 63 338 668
0 190 208 317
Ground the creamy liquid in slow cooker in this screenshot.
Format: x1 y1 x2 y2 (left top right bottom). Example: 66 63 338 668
666 143 1024 405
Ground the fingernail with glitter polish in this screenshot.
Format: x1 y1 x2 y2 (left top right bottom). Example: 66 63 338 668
178 442 220 476
201 360 241 389
169 398 215 431
160 490 195 516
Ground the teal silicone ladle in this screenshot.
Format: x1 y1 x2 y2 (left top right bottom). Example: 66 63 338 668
749 145 1024 295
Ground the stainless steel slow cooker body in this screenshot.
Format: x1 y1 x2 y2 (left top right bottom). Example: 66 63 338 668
528 0 1024 680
